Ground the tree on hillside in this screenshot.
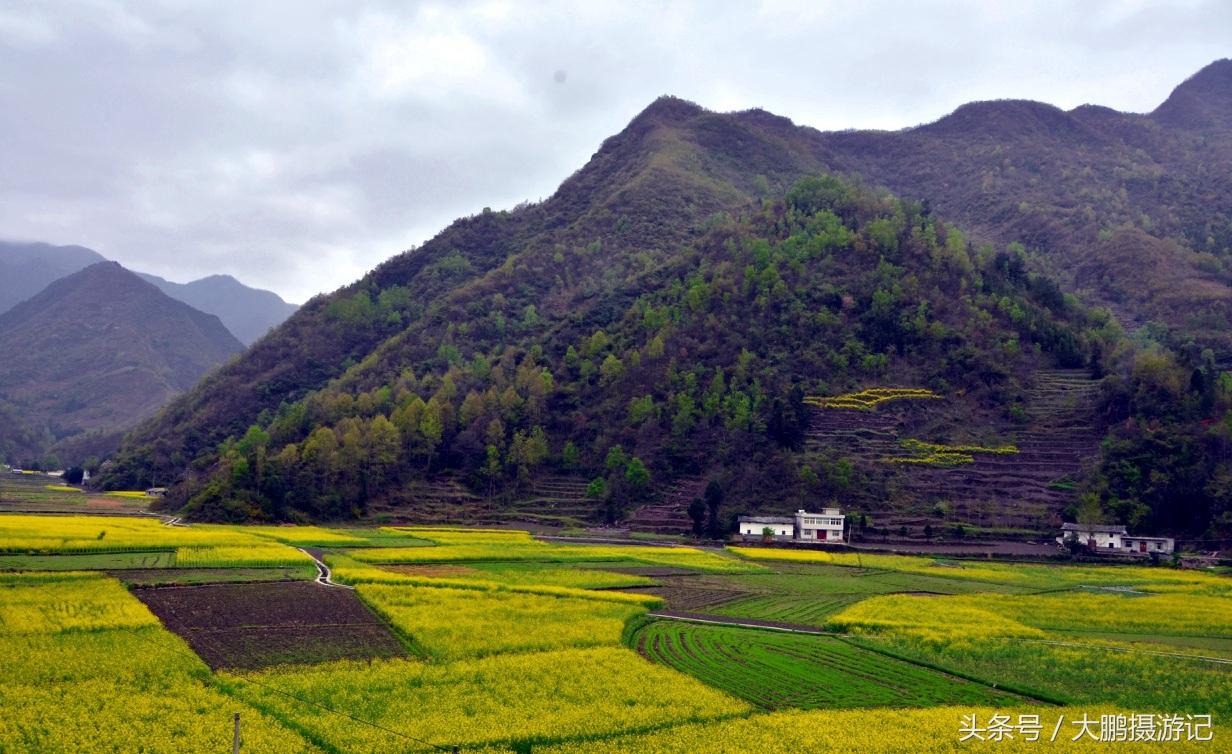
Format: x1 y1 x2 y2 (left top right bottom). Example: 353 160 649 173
704 480 724 539
687 497 706 536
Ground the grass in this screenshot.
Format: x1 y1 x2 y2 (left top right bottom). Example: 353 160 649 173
0 550 176 571
630 620 1024 710
112 565 318 586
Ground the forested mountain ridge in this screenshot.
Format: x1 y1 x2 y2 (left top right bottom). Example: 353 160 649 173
106 173 1104 527
0 262 243 464
101 61 1232 538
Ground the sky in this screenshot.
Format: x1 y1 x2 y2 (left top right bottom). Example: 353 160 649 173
1 1 1229 304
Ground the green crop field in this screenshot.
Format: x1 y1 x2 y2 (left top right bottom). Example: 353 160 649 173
630 619 1024 709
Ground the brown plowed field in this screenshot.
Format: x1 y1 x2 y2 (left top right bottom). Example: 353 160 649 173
133 581 406 669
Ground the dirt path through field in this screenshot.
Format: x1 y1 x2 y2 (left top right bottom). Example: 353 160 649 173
299 547 354 589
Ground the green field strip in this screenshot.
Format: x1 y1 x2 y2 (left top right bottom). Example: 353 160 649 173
632 619 1024 711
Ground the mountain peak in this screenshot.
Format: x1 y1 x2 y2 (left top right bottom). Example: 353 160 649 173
916 99 1094 141
632 95 706 126
1151 58 1232 130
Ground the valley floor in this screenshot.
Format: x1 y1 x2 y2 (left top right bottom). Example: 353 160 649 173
1 509 1229 752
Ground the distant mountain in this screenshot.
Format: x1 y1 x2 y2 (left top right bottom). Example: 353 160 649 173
0 241 298 345
0 241 106 314
138 272 299 346
0 262 243 464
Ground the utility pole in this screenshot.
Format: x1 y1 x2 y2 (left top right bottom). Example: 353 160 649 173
232 713 240 754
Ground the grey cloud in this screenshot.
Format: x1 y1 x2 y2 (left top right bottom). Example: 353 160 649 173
1 0 1229 302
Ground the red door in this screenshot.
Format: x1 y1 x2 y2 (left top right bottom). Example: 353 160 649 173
1140 542 1146 553
818 530 826 540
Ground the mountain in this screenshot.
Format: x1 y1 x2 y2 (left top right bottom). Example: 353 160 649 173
0 262 243 465
101 61 1232 539
138 272 299 346
0 241 106 314
0 241 298 345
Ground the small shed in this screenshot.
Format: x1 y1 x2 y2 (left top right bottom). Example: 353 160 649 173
1121 535 1175 555
738 516 795 539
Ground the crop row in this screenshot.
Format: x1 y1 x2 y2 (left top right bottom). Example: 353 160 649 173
708 594 862 626
631 620 1020 710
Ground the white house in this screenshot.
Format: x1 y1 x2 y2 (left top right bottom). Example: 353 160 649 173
738 508 845 543
1121 535 1175 555
737 516 795 539
795 508 845 542
1058 522 1126 550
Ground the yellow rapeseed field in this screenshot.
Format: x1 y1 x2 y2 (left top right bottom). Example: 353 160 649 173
0 514 262 553
227 647 750 752
532 706 1222 753
827 593 1046 643
174 544 314 568
0 571 158 633
359 582 648 659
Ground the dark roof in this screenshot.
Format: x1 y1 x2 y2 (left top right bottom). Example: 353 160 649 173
739 516 795 525
1061 522 1127 534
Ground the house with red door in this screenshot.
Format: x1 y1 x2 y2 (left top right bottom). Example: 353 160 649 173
1057 522 1174 555
737 508 845 543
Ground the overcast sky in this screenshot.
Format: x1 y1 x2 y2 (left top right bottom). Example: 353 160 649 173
1 1 1228 303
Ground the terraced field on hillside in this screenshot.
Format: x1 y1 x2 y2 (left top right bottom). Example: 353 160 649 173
805 371 1104 537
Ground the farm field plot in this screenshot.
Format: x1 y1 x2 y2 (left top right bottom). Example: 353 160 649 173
708 593 862 625
226 646 749 753
0 549 176 570
622 582 751 610
133 581 406 669
0 474 152 514
358 582 647 659
112 565 318 586
384 561 654 589
632 619 1024 710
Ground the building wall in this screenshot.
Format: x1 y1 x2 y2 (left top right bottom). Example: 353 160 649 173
1123 538 1175 554
739 523 794 537
1064 530 1122 549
